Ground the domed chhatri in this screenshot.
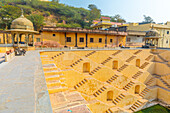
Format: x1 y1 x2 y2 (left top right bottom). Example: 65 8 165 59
145 28 160 37
143 25 162 48
6 10 38 48
11 14 34 31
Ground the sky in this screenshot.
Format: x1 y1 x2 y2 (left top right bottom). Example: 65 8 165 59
55 0 170 23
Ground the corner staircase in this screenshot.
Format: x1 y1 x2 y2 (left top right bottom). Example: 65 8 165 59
140 62 149 69
157 54 167 62
101 57 113 65
93 86 107 97
126 56 136 62
106 75 119 84
70 58 83 67
105 109 112 113
85 51 96 57
51 52 64 59
74 78 88 89
89 66 102 75
132 71 143 79
134 50 142 55
117 64 128 72
145 77 155 86
139 87 150 98
129 99 146 112
145 55 154 61
45 73 68 94
112 94 126 105
158 77 170 88
112 50 122 56
123 81 135 91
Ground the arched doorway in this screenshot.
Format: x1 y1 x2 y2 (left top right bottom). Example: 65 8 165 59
107 91 113 101
136 59 140 67
83 62 90 73
135 85 140 94
113 60 118 69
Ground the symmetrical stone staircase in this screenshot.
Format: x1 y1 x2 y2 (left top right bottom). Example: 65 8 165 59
85 51 96 57
112 94 126 105
106 75 119 84
70 58 83 67
152 74 170 88
51 52 64 59
105 108 112 113
126 56 136 62
112 50 122 56
123 81 135 91
129 100 145 112
157 54 167 62
74 78 88 89
145 77 155 86
158 77 170 88
93 86 107 97
145 55 154 61
101 57 113 65
134 50 142 55
89 66 102 75
45 73 68 94
140 62 149 69
132 71 143 79
139 87 150 98
117 64 128 72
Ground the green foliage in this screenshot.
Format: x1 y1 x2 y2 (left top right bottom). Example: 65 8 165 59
0 0 102 29
143 15 154 23
110 14 126 23
136 105 170 113
56 23 81 28
0 5 21 29
43 11 51 17
27 14 44 31
87 4 101 21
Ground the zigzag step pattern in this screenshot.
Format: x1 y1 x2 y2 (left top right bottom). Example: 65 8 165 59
106 75 119 84
101 57 113 65
51 52 64 59
85 51 96 57
93 86 107 97
123 81 135 91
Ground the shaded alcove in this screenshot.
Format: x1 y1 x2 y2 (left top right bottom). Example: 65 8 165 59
107 91 113 101
113 60 118 69
135 85 140 94
136 59 140 67
83 62 90 73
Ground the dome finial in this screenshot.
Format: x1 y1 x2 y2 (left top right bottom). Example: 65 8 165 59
20 8 24 18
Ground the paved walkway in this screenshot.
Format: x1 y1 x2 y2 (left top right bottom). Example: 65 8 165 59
0 51 52 113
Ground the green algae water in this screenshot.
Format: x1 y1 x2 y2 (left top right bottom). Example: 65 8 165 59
136 104 170 113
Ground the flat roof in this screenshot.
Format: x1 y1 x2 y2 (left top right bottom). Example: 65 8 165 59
41 27 127 36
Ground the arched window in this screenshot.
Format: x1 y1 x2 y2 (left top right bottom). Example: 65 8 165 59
83 62 90 73
113 60 118 69
135 85 140 94
107 91 113 101
136 59 140 67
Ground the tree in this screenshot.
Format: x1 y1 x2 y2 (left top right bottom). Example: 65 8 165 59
27 14 44 31
110 14 126 23
143 15 154 23
88 4 97 10
0 5 21 29
87 4 101 21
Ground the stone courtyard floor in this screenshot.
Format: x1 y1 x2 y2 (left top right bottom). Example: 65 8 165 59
0 51 52 113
